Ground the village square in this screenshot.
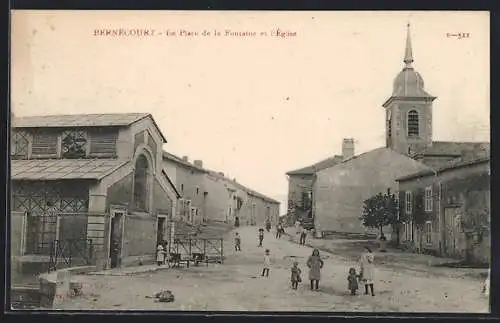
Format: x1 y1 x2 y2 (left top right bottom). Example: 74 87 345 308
9 13 490 313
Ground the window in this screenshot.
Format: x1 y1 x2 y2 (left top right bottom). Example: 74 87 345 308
387 110 392 138
424 186 433 212
181 184 184 192
405 191 412 214
196 187 199 195
61 129 87 159
407 109 419 137
424 221 432 243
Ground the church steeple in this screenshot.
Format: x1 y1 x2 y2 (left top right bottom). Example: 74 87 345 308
404 23 414 68
383 23 437 156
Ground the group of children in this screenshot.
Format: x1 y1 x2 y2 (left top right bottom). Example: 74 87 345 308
234 227 376 296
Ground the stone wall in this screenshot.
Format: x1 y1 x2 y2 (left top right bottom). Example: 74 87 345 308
106 173 134 211
122 214 157 264
153 177 173 215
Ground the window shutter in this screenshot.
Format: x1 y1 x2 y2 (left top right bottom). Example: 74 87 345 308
31 131 58 156
90 129 117 156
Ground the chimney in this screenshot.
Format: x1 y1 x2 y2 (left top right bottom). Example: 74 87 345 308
342 138 355 159
182 156 188 162
193 160 203 168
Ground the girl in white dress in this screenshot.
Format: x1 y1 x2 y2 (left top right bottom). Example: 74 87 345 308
156 244 165 266
359 246 375 296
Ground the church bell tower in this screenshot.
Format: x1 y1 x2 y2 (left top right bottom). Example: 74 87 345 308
382 24 437 156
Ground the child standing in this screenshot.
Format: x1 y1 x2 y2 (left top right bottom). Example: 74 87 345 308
258 228 264 247
156 244 165 266
234 232 241 251
347 267 359 295
262 249 271 277
290 261 302 290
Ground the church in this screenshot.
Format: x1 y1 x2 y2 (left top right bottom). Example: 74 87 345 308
286 24 489 237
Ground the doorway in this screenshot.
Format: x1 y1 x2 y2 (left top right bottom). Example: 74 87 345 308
157 216 166 246
109 211 124 269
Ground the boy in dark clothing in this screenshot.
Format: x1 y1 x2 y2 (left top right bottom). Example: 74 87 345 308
258 228 264 247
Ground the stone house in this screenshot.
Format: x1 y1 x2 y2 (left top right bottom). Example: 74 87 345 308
244 189 280 227
313 147 430 237
285 138 353 225
162 153 208 225
11 113 180 276
396 156 490 263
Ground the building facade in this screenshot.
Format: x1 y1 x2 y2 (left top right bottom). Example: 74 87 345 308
313 148 430 236
397 157 490 263
11 113 180 275
285 138 353 226
163 153 208 225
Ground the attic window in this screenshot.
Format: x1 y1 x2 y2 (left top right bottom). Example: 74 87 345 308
61 129 87 159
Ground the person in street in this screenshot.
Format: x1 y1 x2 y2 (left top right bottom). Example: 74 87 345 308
258 228 264 247
482 268 490 297
379 234 387 252
266 221 271 232
262 249 271 277
290 261 302 290
347 267 360 295
359 246 376 296
234 232 241 252
276 223 283 239
156 244 165 266
299 226 307 245
307 248 324 291
234 216 240 228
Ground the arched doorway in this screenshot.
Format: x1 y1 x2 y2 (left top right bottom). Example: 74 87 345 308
133 154 151 212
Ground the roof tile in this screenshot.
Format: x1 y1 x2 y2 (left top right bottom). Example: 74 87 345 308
12 159 128 181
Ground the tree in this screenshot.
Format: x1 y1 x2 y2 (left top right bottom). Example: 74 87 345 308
360 189 399 237
410 189 431 253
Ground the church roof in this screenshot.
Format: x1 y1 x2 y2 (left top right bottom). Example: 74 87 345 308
286 155 344 176
396 155 490 182
417 141 490 157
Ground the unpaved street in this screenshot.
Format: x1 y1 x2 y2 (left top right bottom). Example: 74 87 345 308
57 226 489 312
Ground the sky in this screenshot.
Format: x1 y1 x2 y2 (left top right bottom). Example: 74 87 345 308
11 11 490 215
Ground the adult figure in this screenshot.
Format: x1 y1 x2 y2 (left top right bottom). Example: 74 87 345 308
234 216 240 228
276 223 283 239
307 248 324 291
359 246 376 296
299 226 307 245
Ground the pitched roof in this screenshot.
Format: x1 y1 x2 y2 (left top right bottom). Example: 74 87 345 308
315 147 432 182
162 151 207 173
13 112 169 143
11 159 128 181
13 113 150 128
286 155 344 176
396 155 490 182
417 141 490 157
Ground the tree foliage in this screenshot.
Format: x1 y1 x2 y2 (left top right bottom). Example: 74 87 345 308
360 189 399 235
